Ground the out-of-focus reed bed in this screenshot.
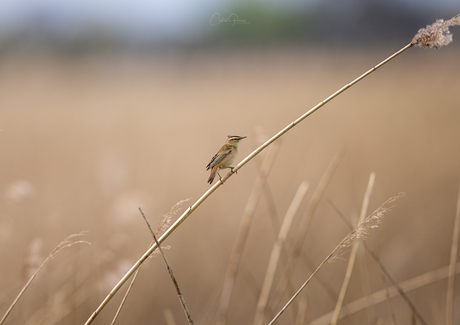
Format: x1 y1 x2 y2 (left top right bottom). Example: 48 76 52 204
1 15 460 324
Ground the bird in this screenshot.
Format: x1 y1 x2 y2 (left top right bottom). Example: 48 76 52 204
206 135 247 184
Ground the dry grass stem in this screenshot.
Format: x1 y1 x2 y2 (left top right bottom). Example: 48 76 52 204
21 246 95 325
263 182 281 234
328 199 428 325
309 261 460 325
0 232 90 325
255 140 282 236
164 309 177 325
297 249 339 304
381 272 398 325
157 198 192 237
110 269 140 325
254 145 308 320
412 14 460 49
357 245 376 324
217 142 280 325
253 180 309 325
295 296 308 325
139 208 194 325
24 278 94 325
255 152 311 319
331 172 375 325
334 193 404 256
446 185 460 325
268 194 402 325
110 199 190 324
271 149 345 309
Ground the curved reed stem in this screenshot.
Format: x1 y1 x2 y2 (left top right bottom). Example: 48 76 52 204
83 43 413 325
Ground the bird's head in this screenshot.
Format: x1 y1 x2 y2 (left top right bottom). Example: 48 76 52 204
226 135 247 145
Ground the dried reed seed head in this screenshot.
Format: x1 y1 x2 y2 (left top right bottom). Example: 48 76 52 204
156 198 191 236
50 231 91 259
331 192 405 261
147 199 190 256
412 15 460 49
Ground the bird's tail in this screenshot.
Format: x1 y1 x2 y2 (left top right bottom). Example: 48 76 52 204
208 166 219 184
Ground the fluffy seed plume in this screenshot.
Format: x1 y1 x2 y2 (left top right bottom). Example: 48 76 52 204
412 14 460 49
0 232 90 325
49 231 91 259
332 192 405 261
267 193 405 325
156 198 191 236
144 198 191 256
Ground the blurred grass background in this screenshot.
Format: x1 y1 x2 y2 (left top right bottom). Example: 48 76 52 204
1 1 460 324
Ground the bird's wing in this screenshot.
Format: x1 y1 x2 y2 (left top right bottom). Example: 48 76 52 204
206 154 218 170
206 147 232 170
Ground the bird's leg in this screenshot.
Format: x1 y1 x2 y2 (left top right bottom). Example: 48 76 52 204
222 166 237 174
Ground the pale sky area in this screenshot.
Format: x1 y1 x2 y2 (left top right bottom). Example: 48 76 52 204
0 0 458 44
0 0 216 42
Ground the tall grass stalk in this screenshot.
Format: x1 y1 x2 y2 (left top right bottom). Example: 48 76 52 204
271 149 345 309
110 269 140 325
328 200 429 325
164 309 177 325
253 180 309 325
217 143 280 325
84 15 460 324
357 245 376 323
295 296 308 325
0 232 90 325
310 261 460 325
268 194 403 325
110 199 190 324
330 172 375 325
381 272 399 325
139 208 194 325
446 186 460 325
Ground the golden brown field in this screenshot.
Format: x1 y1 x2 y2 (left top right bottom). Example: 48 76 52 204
1 46 460 324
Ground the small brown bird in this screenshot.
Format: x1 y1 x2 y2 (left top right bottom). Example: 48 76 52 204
206 135 247 184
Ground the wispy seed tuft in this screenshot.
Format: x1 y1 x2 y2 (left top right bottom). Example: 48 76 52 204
156 198 191 236
412 14 460 49
331 192 405 261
